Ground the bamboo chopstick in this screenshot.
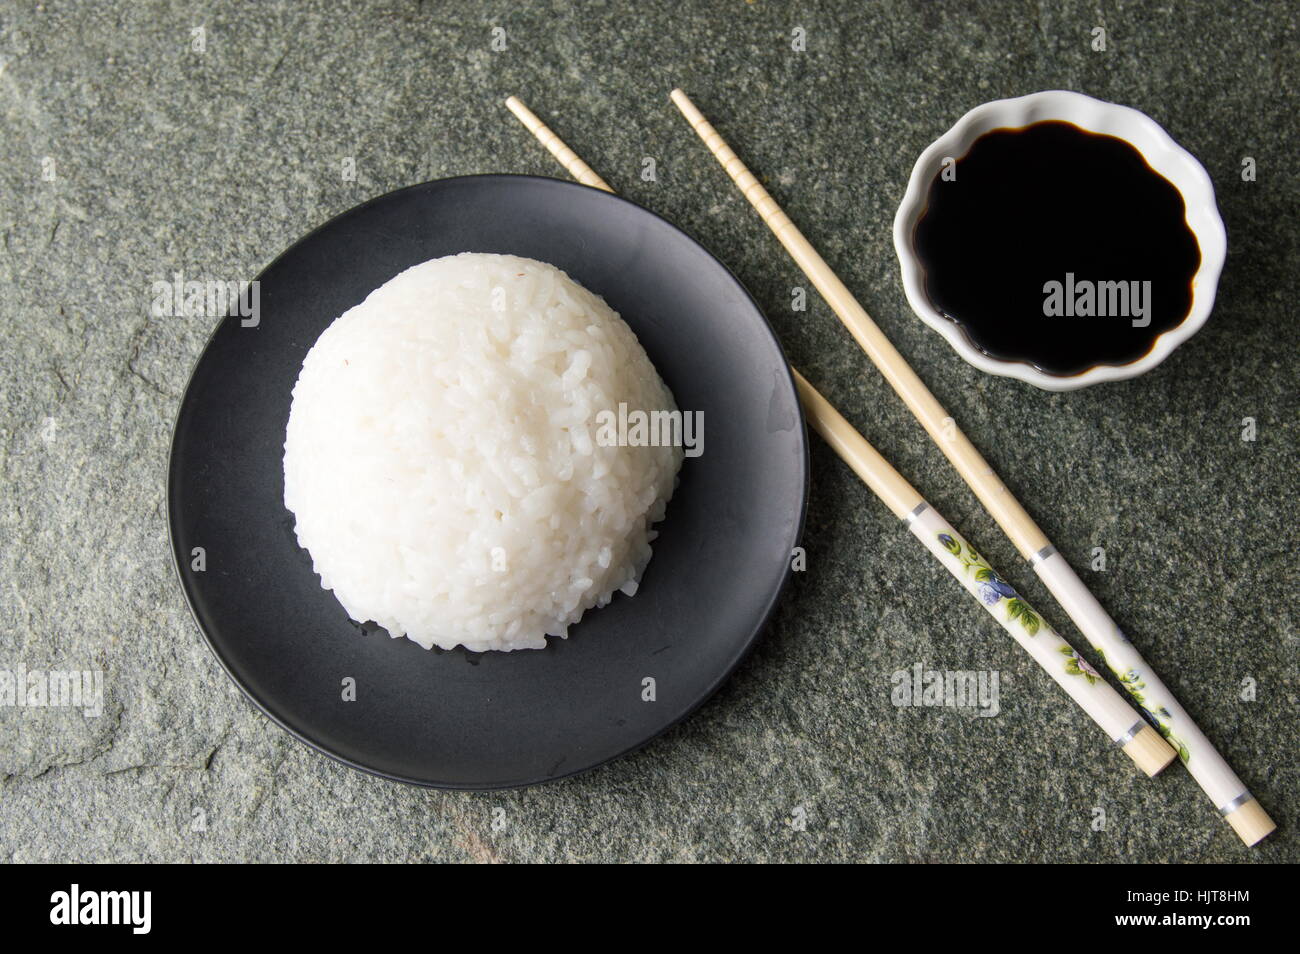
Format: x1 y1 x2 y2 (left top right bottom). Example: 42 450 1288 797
669 87 1274 846
792 368 1175 778
503 95 1176 780
505 96 614 193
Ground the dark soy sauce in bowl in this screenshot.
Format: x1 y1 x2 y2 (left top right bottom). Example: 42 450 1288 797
913 121 1201 377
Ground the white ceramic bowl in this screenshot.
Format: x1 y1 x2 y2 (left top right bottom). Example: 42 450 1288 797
892 90 1226 391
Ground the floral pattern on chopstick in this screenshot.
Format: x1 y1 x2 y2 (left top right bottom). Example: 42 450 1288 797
934 531 1114 687
1060 646 1101 683
937 533 1040 636
1097 648 1191 763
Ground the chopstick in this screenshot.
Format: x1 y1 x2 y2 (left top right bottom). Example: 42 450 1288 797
504 95 1176 781
793 369 1174 777
669 88 1275 846
505 96 614 193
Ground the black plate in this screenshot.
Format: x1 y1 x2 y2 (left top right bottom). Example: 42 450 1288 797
168 175 807 788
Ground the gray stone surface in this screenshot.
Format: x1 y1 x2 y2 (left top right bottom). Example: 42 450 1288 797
1 0 1296 862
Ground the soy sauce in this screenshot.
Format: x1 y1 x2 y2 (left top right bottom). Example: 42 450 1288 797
913 121 1201 376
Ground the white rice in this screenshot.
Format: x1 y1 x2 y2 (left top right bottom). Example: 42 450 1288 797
283 252 683 652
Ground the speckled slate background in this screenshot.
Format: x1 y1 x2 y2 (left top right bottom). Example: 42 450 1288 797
1 0 1296 863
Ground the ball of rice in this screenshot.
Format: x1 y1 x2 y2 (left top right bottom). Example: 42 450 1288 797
283 252 683 652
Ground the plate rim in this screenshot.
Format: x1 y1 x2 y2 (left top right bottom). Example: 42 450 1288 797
166 173 810 790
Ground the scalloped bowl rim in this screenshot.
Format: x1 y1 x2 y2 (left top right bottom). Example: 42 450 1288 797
892 90 1226 391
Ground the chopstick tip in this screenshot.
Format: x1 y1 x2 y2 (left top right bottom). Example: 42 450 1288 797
669 88 705 125
504 95 536 129
670 88 697 120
